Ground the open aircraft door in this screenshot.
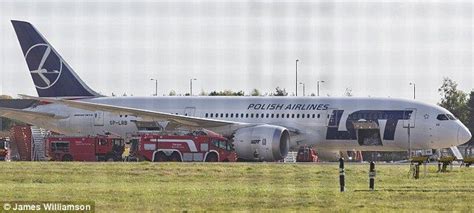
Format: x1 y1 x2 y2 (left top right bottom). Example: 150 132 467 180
94 111 104 126
403 108 416 128
327 108 341 128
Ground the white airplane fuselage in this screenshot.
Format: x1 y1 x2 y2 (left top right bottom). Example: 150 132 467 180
28 96 471 151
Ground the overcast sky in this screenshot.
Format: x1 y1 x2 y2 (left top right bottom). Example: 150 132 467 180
0 0 472 104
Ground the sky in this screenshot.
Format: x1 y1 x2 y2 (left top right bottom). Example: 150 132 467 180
0 0 472 104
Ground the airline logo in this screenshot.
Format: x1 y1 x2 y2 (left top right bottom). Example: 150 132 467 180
326 110 413 141
24 43 63 89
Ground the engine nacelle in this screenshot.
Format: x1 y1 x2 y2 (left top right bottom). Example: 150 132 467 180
232 125 290 161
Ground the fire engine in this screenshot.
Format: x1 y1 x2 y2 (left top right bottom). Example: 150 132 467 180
0 138 8 161
128 130 237 162
296 145 318 162
46 135 125 161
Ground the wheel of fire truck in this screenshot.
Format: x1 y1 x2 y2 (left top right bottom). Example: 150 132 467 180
205 152 218 162
106 154 116 162
62 154 73 161
169 152 182 162
153 152 168 162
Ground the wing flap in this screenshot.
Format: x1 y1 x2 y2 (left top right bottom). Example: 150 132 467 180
0 107 66 122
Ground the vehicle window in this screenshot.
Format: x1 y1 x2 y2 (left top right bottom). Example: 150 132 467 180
212 140 219 147
256 114 259 118
113 139 123 146
276 114 279 118
266 114 269 118
205 113 208 118
218 140 227 149
436 114 449 121
52 142 69 152
271 114 274 118
446 114 457 120
226 142 234 151
98 139 108 145
241 113 244 118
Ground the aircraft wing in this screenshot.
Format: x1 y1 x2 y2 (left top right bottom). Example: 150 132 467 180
0 107 67 122
19 95 253 129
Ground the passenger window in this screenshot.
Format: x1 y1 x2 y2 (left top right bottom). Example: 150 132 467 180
205 113 208 118
256 114 259 118
225 113 228 118
246 114 249 118
261 114 264 118
251 114 254 118
271 114 274 118
220 113 224 117
286 114 289 118
297 114 300 118
241 113 244 118
276 114 279 118
312 114 315 118
318 114 320 118
266 114 269 118
235 113 238 118
436 114 449 121
292 114 295 118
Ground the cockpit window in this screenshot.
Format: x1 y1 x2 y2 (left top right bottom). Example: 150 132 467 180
446 114 457 120
436 114 449 121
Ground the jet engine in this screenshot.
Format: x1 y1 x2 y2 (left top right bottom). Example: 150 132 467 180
232 125 290 161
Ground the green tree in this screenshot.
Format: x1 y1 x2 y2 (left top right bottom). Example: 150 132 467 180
465 91 474 145
208 90 244 96
168 90 177 96
273 87 288 96
438 77 468 123
250 89 261 96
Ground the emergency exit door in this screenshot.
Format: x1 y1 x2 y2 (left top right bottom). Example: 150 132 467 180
184 107 196 116
403 108 416 128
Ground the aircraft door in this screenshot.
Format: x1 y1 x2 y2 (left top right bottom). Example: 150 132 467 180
184 107 196 116
327 108 340 128
403 108 416 128
94 111 104 126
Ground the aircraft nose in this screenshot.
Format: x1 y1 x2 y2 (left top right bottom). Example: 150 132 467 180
458 126 472 144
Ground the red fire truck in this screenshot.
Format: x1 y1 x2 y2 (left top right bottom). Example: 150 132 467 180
128 130 237 162
46 135 125 161
296 145 319 162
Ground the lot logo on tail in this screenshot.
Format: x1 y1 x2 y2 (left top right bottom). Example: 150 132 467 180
25 43 63 89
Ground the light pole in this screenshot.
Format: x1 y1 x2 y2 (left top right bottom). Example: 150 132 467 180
409 82 416 100
150 78 158 96
317 80 325 96
299 82 305 96
296 59 299 96
190 78 197 96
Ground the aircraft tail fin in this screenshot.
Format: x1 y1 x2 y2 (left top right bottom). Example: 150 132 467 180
11 20 100 98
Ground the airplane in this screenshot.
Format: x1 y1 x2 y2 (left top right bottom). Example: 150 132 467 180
0 20 471 161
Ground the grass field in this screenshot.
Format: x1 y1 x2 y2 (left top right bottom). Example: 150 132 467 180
0 162 472 212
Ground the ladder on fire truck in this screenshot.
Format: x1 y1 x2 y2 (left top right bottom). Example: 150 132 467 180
31 126 48 161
